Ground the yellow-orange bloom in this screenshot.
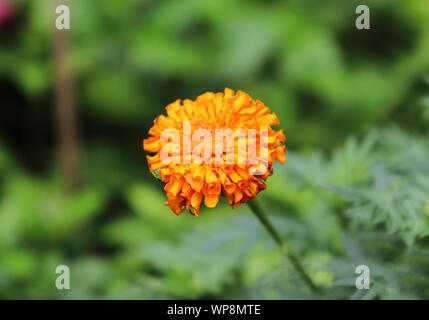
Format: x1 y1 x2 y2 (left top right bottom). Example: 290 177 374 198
143 88 286 215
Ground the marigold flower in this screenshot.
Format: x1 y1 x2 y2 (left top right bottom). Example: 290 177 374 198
143 88 286 215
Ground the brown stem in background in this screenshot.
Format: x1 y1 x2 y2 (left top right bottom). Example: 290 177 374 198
52 1 80 191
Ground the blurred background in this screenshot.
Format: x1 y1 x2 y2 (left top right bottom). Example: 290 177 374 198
0 0 429 299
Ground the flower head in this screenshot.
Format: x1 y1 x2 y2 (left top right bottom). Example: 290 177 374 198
143 88 285 215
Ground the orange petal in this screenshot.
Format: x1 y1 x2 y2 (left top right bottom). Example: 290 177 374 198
233 189 243 203
165 177 184 196
232 91 251 111
205 168 218 184
259 113 279 126
167 196 186 215
204 193 220 208
224 88 235 99
275 146 286 164
191 165 205 192
191 192 204 215
143 136 161 153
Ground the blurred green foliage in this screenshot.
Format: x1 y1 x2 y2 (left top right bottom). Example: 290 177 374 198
0 0 428 299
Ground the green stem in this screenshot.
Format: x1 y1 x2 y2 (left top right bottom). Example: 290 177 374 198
247 199 322 295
